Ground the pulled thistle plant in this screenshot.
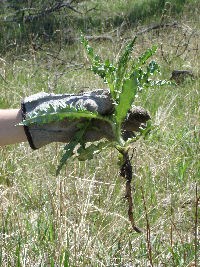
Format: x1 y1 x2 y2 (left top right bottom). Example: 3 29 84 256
22 36 170 232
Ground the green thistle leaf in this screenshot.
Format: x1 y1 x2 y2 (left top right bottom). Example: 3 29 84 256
81 35 116 99
115 77 138 126
147 60 160 75
56 122 90 175
77 141 111 161
115 37 137 95
133 45 157 69
22 104 103 126
56 141 77 176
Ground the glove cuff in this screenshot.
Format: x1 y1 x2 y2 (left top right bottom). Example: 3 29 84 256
21 101 37 150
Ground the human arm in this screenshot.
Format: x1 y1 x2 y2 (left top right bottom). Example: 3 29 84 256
0 109 27 147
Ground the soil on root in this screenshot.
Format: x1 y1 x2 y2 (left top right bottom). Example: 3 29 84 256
120 151 142 233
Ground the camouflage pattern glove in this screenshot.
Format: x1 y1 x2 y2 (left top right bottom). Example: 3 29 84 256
21 89 150 149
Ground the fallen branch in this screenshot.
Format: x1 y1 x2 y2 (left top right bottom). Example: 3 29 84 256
136 21 180 36
73 35 113 43
24 1 82 23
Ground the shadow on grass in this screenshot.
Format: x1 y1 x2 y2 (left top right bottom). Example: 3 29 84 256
78 0 187 31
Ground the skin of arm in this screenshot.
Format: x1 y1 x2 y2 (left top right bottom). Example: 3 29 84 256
0 109 27 147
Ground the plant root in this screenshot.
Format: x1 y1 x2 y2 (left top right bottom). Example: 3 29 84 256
120 151 142 233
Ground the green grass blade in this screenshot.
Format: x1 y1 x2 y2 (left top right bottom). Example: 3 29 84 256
63 250 70 267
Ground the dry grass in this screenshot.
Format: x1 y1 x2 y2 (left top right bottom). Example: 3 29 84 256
0 1 200 266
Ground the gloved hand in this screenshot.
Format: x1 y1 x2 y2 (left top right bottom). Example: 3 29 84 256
21 89 150 149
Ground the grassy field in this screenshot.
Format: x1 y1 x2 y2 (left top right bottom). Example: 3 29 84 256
0 0 200 266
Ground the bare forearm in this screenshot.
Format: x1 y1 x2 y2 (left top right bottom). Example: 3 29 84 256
0 109 27 146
